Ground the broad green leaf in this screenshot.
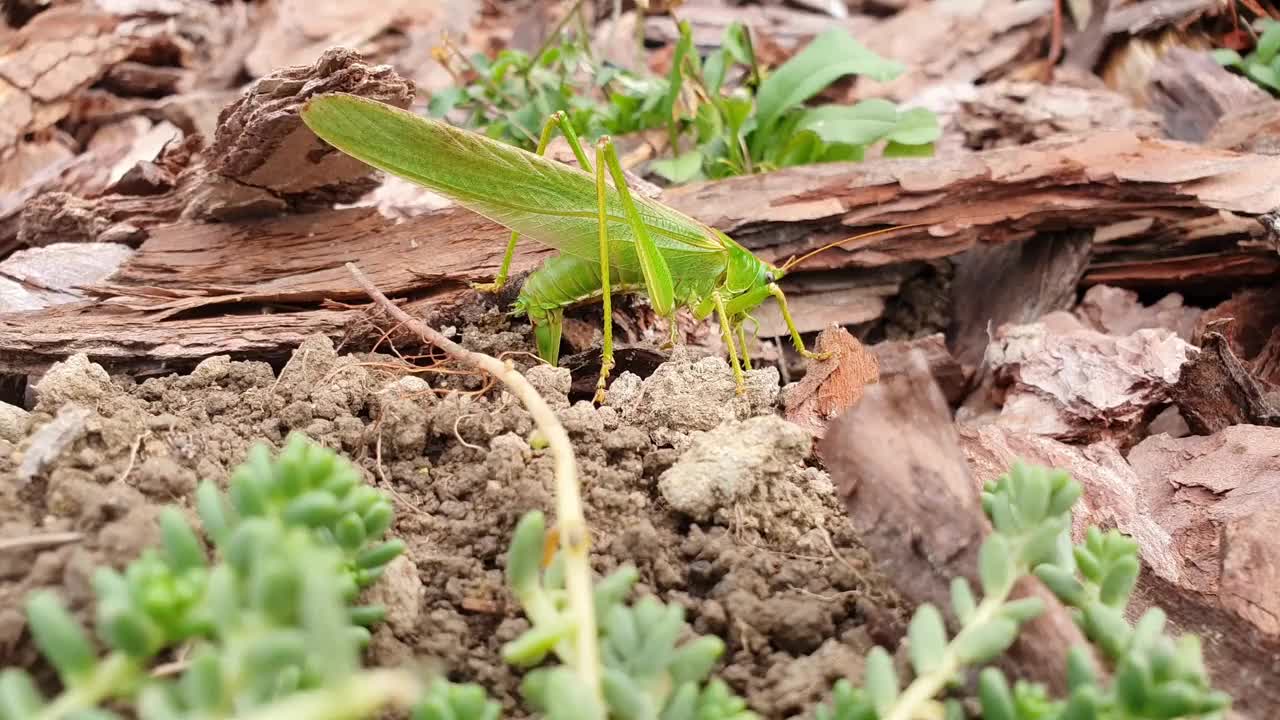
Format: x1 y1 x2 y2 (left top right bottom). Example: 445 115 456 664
722 22 753 66
1257 19 1280 64
1211 48 1245 68
887 107 940 145
754 29 903 138
651 151 705 184
704 50 729 95
882 141 934 158
819 142 865 163
796 100 899 146
1246 62 1280 92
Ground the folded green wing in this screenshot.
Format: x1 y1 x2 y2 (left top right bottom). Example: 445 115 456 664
301 94 724 272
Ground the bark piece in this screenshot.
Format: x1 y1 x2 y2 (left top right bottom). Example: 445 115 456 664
1149 47 1277 143
1124 427 1280 716
208 46 414 209
1207 100 1280 157
870 333 967 404
1171 331 1280 434
1074 284 1203 343
949 230 1091 367
855 0 1051 103
0 242 134 312
0 6 132 154
962 423 1279 716
819 352 1095 695
984 315 1192 444
782 325 879 440
941 79 1164 151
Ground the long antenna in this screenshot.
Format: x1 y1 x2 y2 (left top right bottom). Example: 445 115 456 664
778 222 933 274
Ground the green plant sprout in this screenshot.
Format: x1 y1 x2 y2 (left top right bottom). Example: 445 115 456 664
0 433 421 720
429 20 939 183
302 93 925 403
811 462 1230 720
1213 18 1280 93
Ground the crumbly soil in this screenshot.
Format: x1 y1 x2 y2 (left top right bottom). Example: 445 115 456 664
0 312 905 718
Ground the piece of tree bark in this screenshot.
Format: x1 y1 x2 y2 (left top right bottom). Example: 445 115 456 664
1148 47 1277 143
819 352 1098 695
870 333 968 404
1171 330 1280 434
1074 284 1203 343
782 325 879 440
0 242 134 312
948 229 1092 368
983 313 1192 445
1124 427 1280 718
962 423 1277 718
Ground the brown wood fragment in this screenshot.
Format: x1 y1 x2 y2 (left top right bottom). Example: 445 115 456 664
782 325 878 440
0 242 134 312
983 314 1192 445
1171 331 1280 434
1148 47 1277 143
870 333 968 404
819 352 1097 695
1074 284 1203 342
949 230 1091 368
1124 427 1280 717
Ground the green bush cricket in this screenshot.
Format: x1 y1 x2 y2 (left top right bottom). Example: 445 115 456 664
301 93 914 402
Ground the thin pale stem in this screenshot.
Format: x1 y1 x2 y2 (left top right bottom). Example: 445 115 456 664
345 263 601 703
37 654 139 720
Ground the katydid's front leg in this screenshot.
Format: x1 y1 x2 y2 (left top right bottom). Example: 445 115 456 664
473 112 594 294
592 138 615 404
768 283 830 360
735 320 753 371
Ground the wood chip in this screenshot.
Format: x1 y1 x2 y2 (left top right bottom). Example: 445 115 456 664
1171 330 1280 434
819 351 1098 695
1074 284 1203 342
783 325 879 439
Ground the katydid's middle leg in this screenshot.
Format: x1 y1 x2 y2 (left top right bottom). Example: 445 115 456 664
735 320 753 371
712 292 746 394
473 112 593 294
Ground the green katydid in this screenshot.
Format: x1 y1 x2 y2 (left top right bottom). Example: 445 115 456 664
301 93 914 401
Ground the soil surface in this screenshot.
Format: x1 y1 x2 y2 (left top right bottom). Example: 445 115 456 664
1 312 904 717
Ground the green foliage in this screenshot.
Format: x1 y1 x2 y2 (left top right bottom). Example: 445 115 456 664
0 433 415 720
1213 19 1280 93
430 21 938 184
503 512 756 720
813 461 1230 720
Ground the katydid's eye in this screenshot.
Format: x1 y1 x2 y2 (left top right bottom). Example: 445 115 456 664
764 271 775 283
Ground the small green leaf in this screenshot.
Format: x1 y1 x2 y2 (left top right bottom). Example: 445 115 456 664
0 670 44 720
507 512 545 596
886 108 940 145
864 647 898 717
1034 564 1086 607
356 539 406 571
1257 20 1280 64
1047 479 1083 517
999 597 1045 623
137 684 182 720
635 604 686 676
978 668 1016 720
907 603 947 676
1099 554 1139 607
1083 603 1132 659
669 635 724 684
349 604 387 627
979 532 1014 597
362 502 394 539
950 577 977 623
179 650 223 711
650 151 704 184
661 683 699 720
602 667 656 720
953 617 1019 665
335 513 367 551
1115 654 1151 712
1066 646 1096 691
1059 685 1102 720
501 615 576 667
881 141 934 158
1145 681 1201 719
1246 62 1280 92
100 605 161 657
796 100 899 146
1072 546 1102 581
159 509 205 572
26 592 96 682
195 481 230 546
283 490 342 527
1131 607 1167 651
545 667 606 720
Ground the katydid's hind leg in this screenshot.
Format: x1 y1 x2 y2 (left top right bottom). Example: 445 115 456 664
768 283 829 360
711 292 746 394
474 112 586 294
593 137 615 405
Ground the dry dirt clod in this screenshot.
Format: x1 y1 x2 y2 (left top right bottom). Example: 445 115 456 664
659 415 813 522
0 401 29 443
31 353 116 410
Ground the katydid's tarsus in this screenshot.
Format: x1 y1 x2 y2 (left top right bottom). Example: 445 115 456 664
300 93 916 401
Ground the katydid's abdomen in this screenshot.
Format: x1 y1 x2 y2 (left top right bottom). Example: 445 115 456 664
514 253 723 365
